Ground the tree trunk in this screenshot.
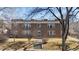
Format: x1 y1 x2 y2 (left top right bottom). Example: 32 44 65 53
61 19 69 51
62 25 67 51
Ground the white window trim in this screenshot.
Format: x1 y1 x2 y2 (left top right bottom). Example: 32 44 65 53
48 31 55 36
38 24 41 28
48 23 55 28
25 24 31 29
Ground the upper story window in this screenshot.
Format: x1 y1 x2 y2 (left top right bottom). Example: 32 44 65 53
25 24 31 30
48 23 55 29
37 24 41 29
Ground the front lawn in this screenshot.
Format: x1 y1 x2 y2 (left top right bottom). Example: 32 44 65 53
0 36 79 51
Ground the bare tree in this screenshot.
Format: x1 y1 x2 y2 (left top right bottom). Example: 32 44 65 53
48 7 72 51
0 7 12 43
26 7 79 51
0 7 78 50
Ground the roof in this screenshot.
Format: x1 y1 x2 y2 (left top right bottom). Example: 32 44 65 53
11 19 60 24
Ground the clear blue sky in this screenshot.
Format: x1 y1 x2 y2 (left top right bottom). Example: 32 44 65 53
14 7 55 20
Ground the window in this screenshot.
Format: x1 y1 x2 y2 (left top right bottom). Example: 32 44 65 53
48 23 55 29
48 31 55 36
37 30 41 36
37 24 41 29
25 30 31 35
25 24 31 30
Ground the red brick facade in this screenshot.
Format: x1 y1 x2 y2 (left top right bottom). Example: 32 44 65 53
10 19 61 38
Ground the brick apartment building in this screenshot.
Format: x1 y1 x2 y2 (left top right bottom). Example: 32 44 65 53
9 19 61 38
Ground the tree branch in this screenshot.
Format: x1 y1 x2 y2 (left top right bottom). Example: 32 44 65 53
48 8 62 24
74 11 79 16
0 7 7 11
56 7 63 20
72 7 78 12
68 7 73 13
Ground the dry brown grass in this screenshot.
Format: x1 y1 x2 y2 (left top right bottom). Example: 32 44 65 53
43 36 79 51
0 36 79 51
1 41 34 51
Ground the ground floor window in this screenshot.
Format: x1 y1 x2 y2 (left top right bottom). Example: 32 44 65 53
48 31 55 36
